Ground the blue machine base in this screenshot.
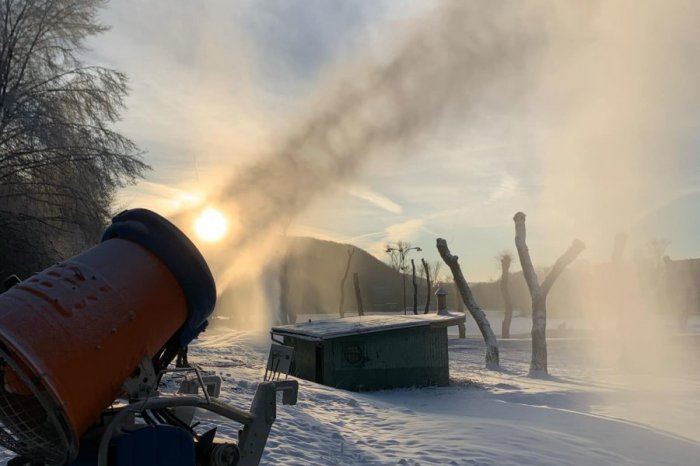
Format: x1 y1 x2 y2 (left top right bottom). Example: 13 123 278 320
68 425 196 466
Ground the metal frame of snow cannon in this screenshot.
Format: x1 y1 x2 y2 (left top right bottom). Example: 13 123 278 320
91 367 298 466
7 366 298 466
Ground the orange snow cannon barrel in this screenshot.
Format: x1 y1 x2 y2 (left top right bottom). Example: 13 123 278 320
0 209 216 464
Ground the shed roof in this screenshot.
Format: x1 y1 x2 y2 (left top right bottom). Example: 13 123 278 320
271 312 465 341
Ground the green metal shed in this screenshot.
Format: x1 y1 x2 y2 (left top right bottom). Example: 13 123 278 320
271 313 465 391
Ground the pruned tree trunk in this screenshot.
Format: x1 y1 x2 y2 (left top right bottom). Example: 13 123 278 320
353 272 364 316
513 212 585 375
411 259 418 315
279 256 292 324
338 247 355 318
436 238 500 369
422 258 431 314
455 288 464 313
530 293 547 372
499 254 513 338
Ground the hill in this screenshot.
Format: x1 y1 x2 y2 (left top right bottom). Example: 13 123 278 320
282 236 440 316
216 237 700 328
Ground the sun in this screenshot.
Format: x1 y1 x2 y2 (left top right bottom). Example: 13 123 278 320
195 207 228 242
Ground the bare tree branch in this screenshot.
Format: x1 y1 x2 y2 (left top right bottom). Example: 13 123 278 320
540 240 586 296
422 257 431 314
338 247 355 317
437 237 499 369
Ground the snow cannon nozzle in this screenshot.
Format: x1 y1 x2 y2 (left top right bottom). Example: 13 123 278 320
102 208 217 347
0 208 217 463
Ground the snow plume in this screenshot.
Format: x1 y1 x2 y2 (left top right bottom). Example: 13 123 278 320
526 1 700 437
180 1 550 329
540 4 700 333
175 0 700 404
535 1 700 252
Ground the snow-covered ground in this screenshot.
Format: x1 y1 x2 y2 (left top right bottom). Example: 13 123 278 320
195 315 700 466
2 313 700 465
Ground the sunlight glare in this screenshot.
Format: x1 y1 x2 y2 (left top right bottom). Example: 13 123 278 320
195 207 228 242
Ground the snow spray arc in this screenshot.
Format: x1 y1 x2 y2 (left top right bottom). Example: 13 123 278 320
192 1 550 327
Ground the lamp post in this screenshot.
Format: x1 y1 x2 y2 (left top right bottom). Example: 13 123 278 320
385 244 422 314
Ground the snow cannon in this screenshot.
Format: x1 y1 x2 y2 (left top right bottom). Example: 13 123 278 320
0 209 298 466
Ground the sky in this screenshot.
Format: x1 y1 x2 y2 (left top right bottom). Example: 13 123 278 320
88 0 700 282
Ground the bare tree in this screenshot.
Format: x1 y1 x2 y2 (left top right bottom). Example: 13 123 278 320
385 241 405 272
513 212 585 375
419 259 443 313
411 258 418 315
498 251 514 338
0 0 147 276
417 260 441 308
437 238 499 369
386 241 421 314
338 247 355 317
430 261 443 285
353 272 364 316
421 258 431 313
278 254 293 324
